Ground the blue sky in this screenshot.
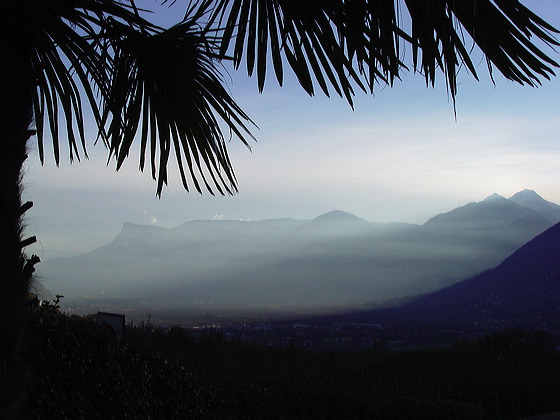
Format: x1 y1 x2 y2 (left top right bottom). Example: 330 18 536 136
25 0 560 259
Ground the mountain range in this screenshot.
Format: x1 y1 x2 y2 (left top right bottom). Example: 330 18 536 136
315 217 560 339
38 189 560 316
412 219 560 329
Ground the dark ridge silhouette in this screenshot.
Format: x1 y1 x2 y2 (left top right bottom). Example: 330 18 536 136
321 221 560 332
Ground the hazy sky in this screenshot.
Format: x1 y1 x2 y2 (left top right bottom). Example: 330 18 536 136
24 0 560 259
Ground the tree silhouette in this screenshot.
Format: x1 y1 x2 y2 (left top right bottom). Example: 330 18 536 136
1 0 558 416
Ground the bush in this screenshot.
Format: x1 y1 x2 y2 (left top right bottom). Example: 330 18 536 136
22 313 560 419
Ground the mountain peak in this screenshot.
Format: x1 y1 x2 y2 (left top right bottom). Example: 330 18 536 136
121 222 142 232
509 189 560 223
314 210 365 222
509 189 543 202
118 222 166 239
483 193 505 201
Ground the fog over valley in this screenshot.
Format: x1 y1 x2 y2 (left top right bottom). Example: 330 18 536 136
36 189 560 321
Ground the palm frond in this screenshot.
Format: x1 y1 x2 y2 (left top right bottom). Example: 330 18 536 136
451 0 559 86
102 15 255 196
30 0 145 164
27 0 560 198
210 0 365 106
209 0 559 105
30 0 253 196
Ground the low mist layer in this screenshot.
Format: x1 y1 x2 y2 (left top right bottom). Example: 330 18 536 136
38 190 560 318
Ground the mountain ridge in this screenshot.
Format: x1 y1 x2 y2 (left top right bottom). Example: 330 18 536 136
509 189 560 223
110 190 557 241
320 220 560 333
38 190 560 315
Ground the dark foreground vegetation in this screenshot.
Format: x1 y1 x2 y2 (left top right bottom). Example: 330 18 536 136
22 307 560 419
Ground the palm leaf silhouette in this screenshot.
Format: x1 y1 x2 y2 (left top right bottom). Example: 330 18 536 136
210 0 559 106
102 15 255 196
30 0 255 196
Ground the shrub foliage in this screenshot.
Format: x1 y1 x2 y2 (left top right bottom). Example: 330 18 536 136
22 309 560 419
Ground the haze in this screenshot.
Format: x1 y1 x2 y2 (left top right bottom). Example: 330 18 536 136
37 190 560 321
23 0 560 263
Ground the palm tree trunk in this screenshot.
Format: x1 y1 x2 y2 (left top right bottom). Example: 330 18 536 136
0 3 36 417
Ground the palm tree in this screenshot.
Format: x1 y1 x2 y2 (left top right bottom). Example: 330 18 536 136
1 0 558 416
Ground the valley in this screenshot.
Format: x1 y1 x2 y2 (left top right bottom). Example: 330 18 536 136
38 189 560 342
